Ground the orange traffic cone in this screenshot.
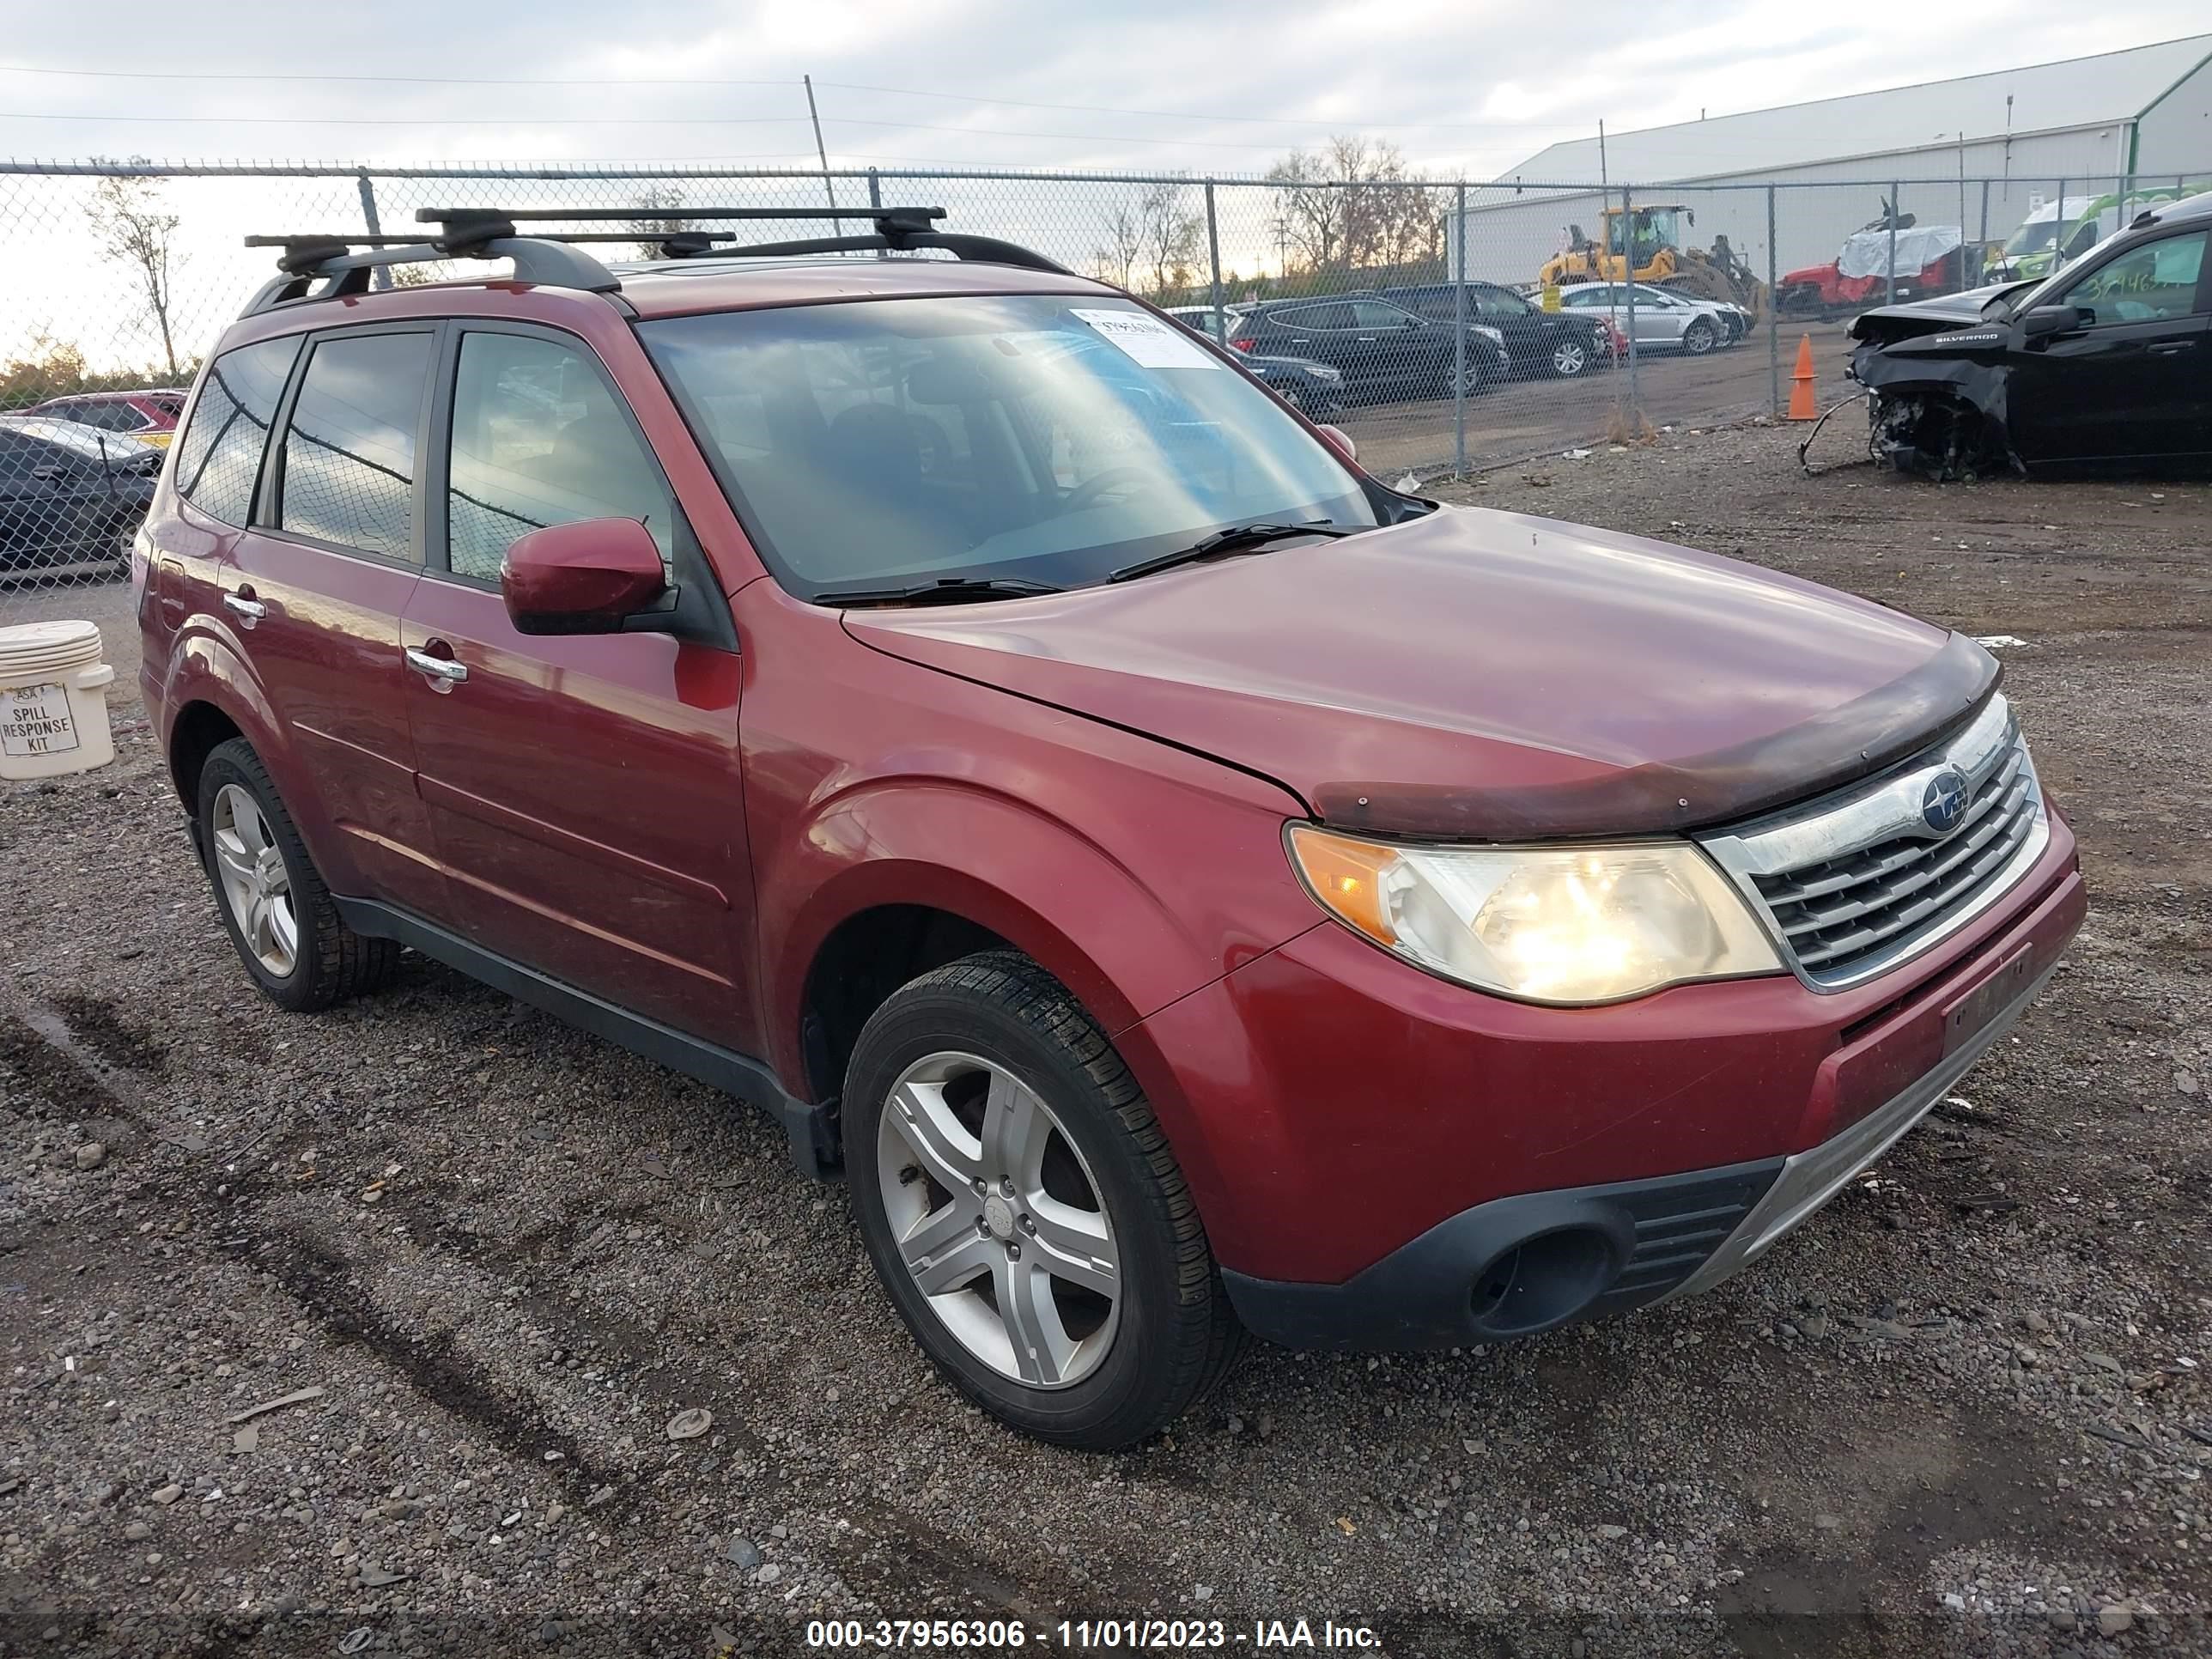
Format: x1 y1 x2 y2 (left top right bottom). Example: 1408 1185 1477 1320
1787 335 1818 421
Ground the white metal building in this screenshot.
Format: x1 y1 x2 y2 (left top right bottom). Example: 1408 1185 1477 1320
1449 35 2212 287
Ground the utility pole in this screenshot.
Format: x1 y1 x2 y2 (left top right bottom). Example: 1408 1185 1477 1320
803 75 838 213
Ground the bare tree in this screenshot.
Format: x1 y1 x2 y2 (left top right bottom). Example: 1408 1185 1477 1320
87 161 182 380
1089 201 1144 289
1265 137 1445 277
1136 183 1203 297
626 186 696 261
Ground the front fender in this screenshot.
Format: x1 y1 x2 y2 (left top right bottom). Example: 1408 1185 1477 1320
769 777 1308 1066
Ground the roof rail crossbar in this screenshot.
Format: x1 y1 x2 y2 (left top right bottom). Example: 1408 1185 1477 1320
416 204 948 236
238 234 623 315
667 229 1072 275
239 204 1064 317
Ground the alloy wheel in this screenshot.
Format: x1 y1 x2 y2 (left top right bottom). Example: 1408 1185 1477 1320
210 783 299 977
876 1050 1120 1389
1552 339 1589 376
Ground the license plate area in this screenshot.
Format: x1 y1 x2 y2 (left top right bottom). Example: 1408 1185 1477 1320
1941 942 2035 1055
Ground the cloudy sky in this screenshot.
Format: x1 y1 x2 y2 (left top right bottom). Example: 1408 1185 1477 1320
3 2 2208 178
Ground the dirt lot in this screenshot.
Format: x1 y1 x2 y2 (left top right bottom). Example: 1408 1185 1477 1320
2 426 2209 1657
1340 319 1855 480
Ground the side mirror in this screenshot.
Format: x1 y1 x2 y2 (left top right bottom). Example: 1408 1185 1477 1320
1316 424 1357 464
2021 304 2089 339
501 517 669 636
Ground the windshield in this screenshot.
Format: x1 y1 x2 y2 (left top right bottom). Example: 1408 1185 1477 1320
2002 217 2062 257
642 294 1376 599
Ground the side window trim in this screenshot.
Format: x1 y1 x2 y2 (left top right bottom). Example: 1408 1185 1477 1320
428 319 694 593
427 319 680 587
256 318 446 569
174 332 307 529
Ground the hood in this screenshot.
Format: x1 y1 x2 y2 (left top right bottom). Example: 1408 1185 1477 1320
844 507 1998 840
1849 282 2027 346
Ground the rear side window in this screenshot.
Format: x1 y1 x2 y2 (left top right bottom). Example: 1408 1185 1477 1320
279 331 434 560
65 401 147 434
444 331 675 581
172 336 302 528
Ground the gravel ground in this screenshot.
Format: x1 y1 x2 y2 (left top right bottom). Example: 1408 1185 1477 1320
2 423 2208 1658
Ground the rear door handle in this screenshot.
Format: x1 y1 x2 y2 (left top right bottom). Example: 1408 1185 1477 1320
405 646 469 685
222 590 265 625
2146 339 2196 356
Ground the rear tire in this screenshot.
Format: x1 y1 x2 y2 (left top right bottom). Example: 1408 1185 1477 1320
844 951 1243 1449
196 738 399 1013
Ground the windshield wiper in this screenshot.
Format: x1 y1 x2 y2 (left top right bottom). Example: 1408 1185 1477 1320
1108 520 1351 585
812 574 1065 607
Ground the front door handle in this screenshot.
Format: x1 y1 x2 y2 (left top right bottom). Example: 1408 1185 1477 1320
2146 339 2196 356
222 589 265 626
404 647 469 686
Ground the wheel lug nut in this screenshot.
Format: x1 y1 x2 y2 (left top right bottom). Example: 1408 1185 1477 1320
1005 1242 1020 1261
1000 1178 1016 1198
972 1177 987 1195
1018 1215 1036 1235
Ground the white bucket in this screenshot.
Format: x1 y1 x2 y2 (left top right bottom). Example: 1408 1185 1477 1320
0 620 117 781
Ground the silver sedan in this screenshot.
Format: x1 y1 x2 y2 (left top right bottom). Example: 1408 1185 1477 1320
1553 283 1733 355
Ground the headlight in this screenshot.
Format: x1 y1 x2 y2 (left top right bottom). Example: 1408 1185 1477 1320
1474 324 1505 345
1286 825 1783 1005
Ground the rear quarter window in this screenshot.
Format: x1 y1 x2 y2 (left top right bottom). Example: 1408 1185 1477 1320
172 336 304 527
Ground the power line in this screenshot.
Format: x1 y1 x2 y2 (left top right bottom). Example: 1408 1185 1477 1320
0 60 1595 131
814 80 1595 131
0 110 814 128
0 62 791 88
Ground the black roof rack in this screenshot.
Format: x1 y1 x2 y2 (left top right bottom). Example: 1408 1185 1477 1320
239 204 1070 318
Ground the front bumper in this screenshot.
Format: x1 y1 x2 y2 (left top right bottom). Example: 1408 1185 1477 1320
1121 812 2084 1348
1223 921 2071 1351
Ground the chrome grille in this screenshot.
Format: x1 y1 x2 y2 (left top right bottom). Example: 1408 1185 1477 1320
1697 696 2049 990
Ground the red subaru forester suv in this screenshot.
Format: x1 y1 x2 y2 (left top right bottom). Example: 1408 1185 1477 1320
139 208 2085 1448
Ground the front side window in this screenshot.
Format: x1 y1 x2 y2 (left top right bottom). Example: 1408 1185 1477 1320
643 294 1376 598
1474 286 1534 319
278 331 434 559
1274 303 1352 331
1352 301 1417 331
172 335 302 528
445 331 675 581
2057 229 2208 325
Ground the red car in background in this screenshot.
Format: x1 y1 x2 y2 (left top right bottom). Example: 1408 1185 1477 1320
30 387 188 447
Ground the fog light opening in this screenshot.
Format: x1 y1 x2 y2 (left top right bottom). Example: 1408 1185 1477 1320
1468 1227 1616 1339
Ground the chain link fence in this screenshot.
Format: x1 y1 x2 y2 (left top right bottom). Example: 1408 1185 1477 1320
2 156 2205 621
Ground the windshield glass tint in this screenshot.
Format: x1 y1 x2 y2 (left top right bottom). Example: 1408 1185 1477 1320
641 294 1375 597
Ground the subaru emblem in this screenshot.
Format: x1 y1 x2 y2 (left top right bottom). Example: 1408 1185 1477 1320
1921 769 1969 835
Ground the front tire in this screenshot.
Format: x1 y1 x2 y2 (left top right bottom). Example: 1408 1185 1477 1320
196 738 398 1012
1681 319 1717 356
844 951 1242 1449
1549 336 1593 378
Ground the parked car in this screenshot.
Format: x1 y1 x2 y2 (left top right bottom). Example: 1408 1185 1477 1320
1776 213 1978 319
1162 307 1346 416
1225 295 1507 400
143 210 2083 1449
0 414 167 476
1846 190 2212 477
30 387 188 448
0 423 155 576
1554 283 1733 354
1376 282 1616 378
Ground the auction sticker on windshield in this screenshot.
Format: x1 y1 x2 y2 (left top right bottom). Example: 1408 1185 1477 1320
1070 307 1219 369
